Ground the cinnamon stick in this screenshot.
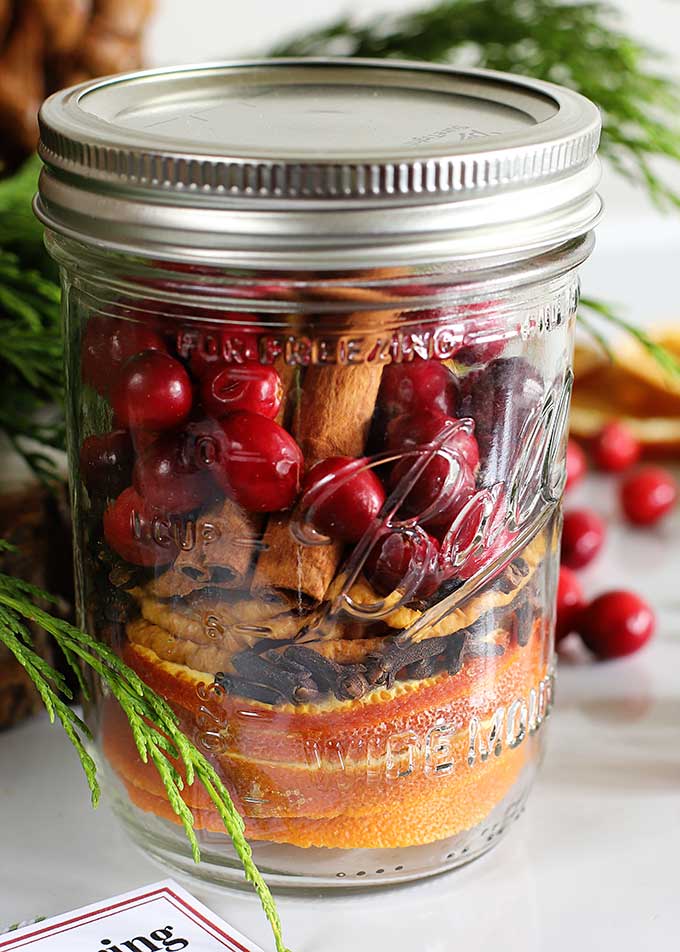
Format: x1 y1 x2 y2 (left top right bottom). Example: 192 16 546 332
175 496 260 585
252 309 393 603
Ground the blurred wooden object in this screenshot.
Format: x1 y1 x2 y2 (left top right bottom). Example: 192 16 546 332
0 481 73 731
0 0 154 170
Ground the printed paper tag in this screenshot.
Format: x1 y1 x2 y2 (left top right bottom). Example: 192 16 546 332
0 880 262 952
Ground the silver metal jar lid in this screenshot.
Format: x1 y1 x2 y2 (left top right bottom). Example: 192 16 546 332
35 58 602 268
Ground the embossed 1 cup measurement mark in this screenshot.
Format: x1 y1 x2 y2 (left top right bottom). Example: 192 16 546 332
130 512 222 552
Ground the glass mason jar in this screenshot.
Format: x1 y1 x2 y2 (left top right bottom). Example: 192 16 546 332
36 60 602 888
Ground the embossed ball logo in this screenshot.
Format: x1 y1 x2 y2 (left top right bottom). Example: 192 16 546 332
287 370 573 636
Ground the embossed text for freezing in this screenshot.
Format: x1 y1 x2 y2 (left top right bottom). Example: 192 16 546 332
175 328 465 367
194 672 553 790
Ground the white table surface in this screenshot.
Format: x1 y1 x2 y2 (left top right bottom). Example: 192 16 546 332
1 472 679 952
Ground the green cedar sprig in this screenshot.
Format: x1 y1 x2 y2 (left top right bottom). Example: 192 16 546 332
580 296 680 376
0 542 290 952
271 0 680 209
0 156 64 483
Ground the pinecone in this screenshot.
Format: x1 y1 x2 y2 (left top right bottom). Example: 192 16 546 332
0 0 155 169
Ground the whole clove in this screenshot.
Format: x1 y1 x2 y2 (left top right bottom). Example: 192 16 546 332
101 588 136 624
406 656 438 680
214 671 287 706
445 632 467 674
284 645 368 701
492 556 531 595
513 597 533 647
365 636 447 689
232 651 320 704
261 648 313 679
492 575 518 595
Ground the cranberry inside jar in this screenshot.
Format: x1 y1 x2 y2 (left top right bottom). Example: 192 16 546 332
38 59 601 889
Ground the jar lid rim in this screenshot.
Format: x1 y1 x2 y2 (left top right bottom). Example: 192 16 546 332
36 58 602 266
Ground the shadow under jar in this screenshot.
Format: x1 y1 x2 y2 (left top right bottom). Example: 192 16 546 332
36 59 602 888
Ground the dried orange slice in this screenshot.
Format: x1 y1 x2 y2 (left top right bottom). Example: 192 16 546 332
615 325 680 397
570 331 680 456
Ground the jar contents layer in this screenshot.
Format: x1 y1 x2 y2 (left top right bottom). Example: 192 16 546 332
75 284 571 853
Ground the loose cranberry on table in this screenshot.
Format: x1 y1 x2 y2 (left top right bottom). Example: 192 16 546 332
103 486 177 567
561 508 605 569
386 411 480 471
577 590 655 659
555 566 586 643
379 360 459 418
200 363 283 419
565 438 587 492
365 529 440 598
110 351 193 431
620 465 678 526
133 431 218 513
81 314 166 395
301 457 386 542
216 411 302 512
79 430 133 497
592 421 640 472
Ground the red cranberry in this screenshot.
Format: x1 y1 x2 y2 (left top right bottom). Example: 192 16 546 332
200 363 283 419
181 417 229 470
133 432 218 513
129 429 159 456
379 360 459 418
103 486 177 567
592 421 640 472
555 566 586 643
447 488 517 579
365 529 440 598
81 314 166 395
561 509 605 569
458 357 543 486
450 301 505 366
386 412 480 471
216 411 302 512
565 439 587 492
390 453 476 529
301 457 386 542
79 430 133 497
577 590 655 659
455 336 505 366
621 466 678 526
110 352 193 431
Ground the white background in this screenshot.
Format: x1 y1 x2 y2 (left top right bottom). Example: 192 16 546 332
144 0 680 328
